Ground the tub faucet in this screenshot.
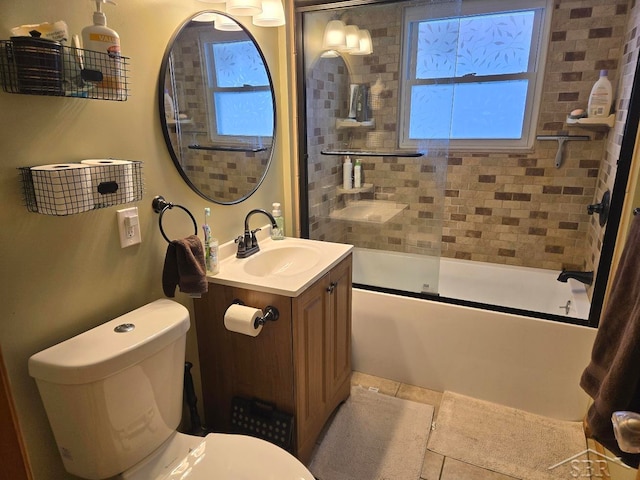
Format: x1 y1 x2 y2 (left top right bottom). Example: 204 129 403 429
557 270 593 286
236 209 278 258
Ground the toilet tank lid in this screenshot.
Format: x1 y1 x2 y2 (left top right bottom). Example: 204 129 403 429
28 299 190 385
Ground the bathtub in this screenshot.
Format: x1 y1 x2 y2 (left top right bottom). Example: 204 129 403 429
350 248 597 420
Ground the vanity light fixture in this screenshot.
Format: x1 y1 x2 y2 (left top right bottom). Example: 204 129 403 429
226 0 263 16
340 25 360 52
252 0 285 27
214 13 243 31
320 50 340 58
193 12 218 22
350 29 373 55
322 19 347 51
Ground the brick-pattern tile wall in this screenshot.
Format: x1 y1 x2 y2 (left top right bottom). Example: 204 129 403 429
168 24 271 203
304 0 635 273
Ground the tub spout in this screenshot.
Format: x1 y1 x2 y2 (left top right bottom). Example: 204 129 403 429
557 270 593 286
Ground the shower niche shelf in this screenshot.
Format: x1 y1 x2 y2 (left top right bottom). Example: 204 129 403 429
336 183 373 195
566 114 614 129
329 200 407 224
335 118 375 129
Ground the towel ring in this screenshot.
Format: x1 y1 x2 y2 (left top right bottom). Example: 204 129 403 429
152 195 198 243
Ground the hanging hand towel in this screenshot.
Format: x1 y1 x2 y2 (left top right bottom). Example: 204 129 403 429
162 234 208 298
580 214 640 467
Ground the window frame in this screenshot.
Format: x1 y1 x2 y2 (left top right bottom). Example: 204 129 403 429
398 0 553 151
199 30 273 147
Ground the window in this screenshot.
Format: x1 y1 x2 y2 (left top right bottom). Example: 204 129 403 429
201 31 273 145
399 0 551 150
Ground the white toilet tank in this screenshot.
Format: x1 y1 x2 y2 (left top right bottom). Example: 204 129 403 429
28 299 190 480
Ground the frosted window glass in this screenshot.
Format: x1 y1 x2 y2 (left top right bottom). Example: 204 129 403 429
409 85 453 139
416 11 535 79
212 41 269 88
214 91 274 137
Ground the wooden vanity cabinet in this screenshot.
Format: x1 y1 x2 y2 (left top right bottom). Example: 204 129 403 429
193 253 352 464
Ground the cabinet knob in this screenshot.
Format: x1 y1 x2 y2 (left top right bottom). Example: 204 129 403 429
326 281 338 293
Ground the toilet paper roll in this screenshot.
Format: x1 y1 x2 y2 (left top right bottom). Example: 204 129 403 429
80 159 135 207
30 163 94 215
224 304 263 337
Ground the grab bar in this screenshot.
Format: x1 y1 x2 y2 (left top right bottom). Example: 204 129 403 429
321 149 424 157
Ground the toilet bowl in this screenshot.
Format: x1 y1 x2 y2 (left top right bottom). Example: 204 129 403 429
28 299 314 480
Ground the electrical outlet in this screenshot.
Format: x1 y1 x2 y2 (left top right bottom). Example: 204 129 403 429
117 207 142 248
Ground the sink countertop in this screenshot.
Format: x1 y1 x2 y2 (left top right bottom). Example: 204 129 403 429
207 227 353 297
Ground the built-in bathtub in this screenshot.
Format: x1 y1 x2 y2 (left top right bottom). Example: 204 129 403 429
350 248 597 420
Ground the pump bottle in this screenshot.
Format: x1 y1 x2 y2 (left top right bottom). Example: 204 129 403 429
588 70 613 118
82 0 124 100
271 203 285 240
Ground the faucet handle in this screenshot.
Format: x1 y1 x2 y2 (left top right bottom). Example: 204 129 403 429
235 235 245 252
250 228 261 248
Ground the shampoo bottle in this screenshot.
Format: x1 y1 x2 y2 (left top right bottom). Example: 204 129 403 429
343 156 353 190
82 0 124 100
588 70 613 118
271 202 285 240
354 159 362 189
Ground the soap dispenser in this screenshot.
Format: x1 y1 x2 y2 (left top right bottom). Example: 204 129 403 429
82 0 124 100
271 202 285 240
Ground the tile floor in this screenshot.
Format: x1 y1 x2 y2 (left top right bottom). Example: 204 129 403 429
347 371 600 480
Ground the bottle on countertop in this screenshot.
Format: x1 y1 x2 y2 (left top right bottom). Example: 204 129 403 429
203 208 220 274
343 156 353 190
588 70 613 118
82 0 124 99
271 202 285 240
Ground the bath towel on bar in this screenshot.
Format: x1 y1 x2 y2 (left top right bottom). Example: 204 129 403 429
580 215 640 467
162 235 208 298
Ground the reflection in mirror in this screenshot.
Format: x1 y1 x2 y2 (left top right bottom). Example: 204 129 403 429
159 12 276 204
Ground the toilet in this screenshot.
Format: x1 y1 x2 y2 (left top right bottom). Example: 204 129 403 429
28 299 315 480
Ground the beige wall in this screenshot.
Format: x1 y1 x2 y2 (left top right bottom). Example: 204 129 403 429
0 0 291 478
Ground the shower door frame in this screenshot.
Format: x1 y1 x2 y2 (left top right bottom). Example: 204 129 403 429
294 0 640 328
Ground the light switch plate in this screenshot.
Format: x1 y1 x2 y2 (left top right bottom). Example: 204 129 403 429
117 207 142 248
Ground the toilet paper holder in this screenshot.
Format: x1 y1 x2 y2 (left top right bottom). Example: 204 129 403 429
232 300 279 329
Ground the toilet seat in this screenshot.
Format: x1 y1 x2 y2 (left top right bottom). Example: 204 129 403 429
121 431 315 479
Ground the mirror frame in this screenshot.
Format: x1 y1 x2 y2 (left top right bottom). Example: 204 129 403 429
158 11 278 205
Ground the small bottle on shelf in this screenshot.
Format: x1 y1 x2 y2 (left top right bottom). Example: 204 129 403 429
271 202 285 240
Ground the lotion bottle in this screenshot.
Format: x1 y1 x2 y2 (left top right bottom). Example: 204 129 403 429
271 202 285 240
82 0 124 99
343 156 353 190
203 208 220 274
588 70 613 118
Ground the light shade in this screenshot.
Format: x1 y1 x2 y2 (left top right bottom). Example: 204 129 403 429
340 25 360 52
320 50 340 58
351 29 373 55
226 0 262 16
193 12 218 22
252 0 285 27
214 14 243 31
196 0 226 3
322 20 346 51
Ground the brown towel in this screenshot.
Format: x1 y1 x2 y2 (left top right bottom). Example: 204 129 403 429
580 215 640 467
162 235 208 298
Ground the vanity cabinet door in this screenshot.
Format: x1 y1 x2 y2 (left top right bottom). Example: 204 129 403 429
293 253 352 463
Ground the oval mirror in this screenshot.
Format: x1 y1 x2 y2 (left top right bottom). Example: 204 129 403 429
159 11 276 204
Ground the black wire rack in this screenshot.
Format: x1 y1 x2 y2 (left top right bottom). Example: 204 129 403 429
19 161 143 215
0 38 129 101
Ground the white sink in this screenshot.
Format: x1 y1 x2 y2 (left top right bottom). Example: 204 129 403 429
243 244 322 277
208 231 352 297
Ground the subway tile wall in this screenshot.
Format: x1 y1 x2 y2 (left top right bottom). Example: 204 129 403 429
305 0 637 276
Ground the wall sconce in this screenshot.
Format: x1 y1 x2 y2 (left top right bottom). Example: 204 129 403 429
214 13 243 31
351 29 372 55
321 19 372 57
252 0 285 27
193 12 218 22
226 0 262 16
322 20 347 51
197 0 285 27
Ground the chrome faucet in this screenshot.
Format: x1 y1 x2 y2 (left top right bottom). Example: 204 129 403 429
236 209 278 258
557 270 593 286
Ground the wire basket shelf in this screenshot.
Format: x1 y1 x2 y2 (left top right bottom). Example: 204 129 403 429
19 161 144 216
0 38 129 101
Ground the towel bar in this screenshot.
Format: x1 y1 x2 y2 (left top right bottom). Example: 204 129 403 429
152 195 198 243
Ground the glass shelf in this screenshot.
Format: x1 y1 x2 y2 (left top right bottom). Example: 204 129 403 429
336 183 374 195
